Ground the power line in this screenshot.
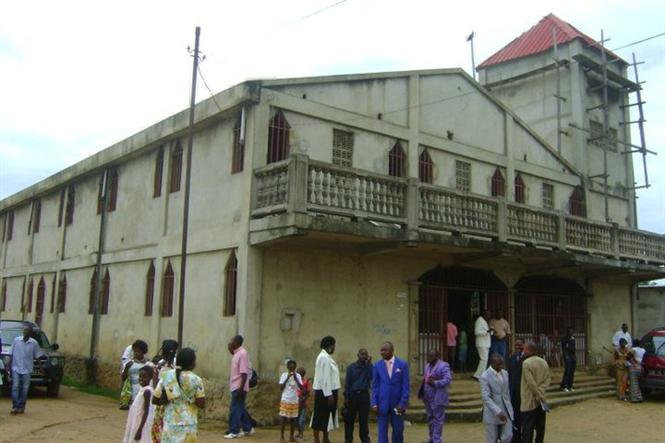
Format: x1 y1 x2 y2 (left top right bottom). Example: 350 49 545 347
296 0 348 22
197 65 224 113
612 31 665 51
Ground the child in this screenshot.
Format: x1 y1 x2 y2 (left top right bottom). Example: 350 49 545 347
123 366 155 443
279 360 303 443
121 340 152 403
296 367 311 440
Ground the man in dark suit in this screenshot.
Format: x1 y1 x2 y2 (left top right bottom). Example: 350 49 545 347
506 338 524 443
371 342 410 443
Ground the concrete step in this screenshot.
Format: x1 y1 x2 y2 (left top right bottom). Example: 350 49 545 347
446 384 614 408
444 378 613 402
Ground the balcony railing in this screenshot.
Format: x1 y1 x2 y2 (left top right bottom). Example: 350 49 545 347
252 155 665 264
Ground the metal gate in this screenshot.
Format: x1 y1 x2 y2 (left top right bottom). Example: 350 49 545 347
514 276 588 367
418 285 447 371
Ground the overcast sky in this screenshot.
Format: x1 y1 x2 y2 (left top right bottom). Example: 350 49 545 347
1 0 663 232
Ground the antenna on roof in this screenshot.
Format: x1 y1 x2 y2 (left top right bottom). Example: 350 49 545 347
467 31 476 81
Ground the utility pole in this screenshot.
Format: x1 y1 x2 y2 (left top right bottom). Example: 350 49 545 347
177 26 201 346
88 169 108 384
467 31 476 81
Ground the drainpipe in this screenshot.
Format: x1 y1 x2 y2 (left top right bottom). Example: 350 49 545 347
88 169 109 385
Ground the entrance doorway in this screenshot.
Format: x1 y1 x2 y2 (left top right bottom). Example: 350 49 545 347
514 276 588 367
417 266 508 374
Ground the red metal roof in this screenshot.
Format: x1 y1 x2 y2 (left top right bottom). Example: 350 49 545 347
478 14 601 68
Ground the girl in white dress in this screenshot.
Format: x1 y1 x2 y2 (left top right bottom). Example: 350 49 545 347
123 366 155 443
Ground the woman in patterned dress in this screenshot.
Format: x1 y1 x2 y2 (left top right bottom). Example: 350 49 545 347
151 339 178 442
153 348 205 443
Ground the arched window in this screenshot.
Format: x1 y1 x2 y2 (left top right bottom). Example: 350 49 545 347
232 115 245 173
569 186 586 217
35 277 46 326
223 252 238 317
419 149 433 183
161 261 175 317
154 147 164 197
389 142 406 177
101 269 110 315
491 169 505 197
169 142 183 193
267 111 290 164
145 262 155 316
88 270 97 314
57 275 67 313
26 278 33 313
514 173 526 204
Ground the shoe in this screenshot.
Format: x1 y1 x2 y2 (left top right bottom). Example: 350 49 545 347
17 409 25 414
119 405 130 410
564 388 570 392
569 387 575 392
246 428 256 435
224 432 244 439
10 409 17 415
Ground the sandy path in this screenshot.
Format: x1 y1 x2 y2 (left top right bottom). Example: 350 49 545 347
0 387 663 442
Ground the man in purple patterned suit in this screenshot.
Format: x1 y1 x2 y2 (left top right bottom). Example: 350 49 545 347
419 349 452 443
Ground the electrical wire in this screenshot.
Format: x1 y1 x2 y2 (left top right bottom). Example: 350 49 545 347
612 31 665 51
296 0 348 22
197 66 224 113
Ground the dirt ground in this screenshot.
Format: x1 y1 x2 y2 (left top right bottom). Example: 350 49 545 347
0 387 663 443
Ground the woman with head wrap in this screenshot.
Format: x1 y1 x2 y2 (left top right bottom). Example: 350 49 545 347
311 336 341 443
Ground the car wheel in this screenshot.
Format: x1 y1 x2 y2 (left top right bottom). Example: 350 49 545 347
46 383 60 398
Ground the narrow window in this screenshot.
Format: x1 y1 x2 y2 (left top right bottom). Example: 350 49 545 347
1 214 5 242
388 142 406 177
542 183 554 210
26 278 33 313
491 168 505 197
514 173 526 204
455 161 471 192
161 261 174 317
6 211 14 241
232 116 245 174
267 111 290 164
569 186 586 217
50 275 56 313
58 189 65 227
145 262 155 316
101 269 110 315
223 252 238 317
1 280 7 312
169 143 183 193
418 149 433 183
65 185 75 226
57 275 67 313
107 168 118 212
332 129 354 168
97 168 118 214
588 120 602 147
35 277 46 326
154 147 164 197
32 200 41 233
88 270 97 314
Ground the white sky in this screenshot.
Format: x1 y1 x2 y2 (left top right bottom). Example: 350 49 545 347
1 0 664 233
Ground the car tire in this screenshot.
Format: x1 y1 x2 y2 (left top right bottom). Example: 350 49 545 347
46 383 60 398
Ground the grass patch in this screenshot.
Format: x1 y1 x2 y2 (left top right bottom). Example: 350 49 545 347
62 376 118 399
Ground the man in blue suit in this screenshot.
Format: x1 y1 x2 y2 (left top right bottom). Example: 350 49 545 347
371 342 410 443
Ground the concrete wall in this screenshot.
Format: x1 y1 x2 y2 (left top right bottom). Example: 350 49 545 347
587 279 632 366
635 286 665 337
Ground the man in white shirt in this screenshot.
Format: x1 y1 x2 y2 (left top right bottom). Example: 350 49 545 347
474 310 492 380
612 324 632 349
10 325 44 414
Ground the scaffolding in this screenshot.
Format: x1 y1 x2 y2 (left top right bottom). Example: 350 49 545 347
567 29 654 223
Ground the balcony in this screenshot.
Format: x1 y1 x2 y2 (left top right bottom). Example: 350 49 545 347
250 154 665 266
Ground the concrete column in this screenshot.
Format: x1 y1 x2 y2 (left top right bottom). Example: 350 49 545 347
407 279 421 376
497 200 508 242
557 213 566 250
407 74 421 179
287 154 309 214
405 178 420 232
